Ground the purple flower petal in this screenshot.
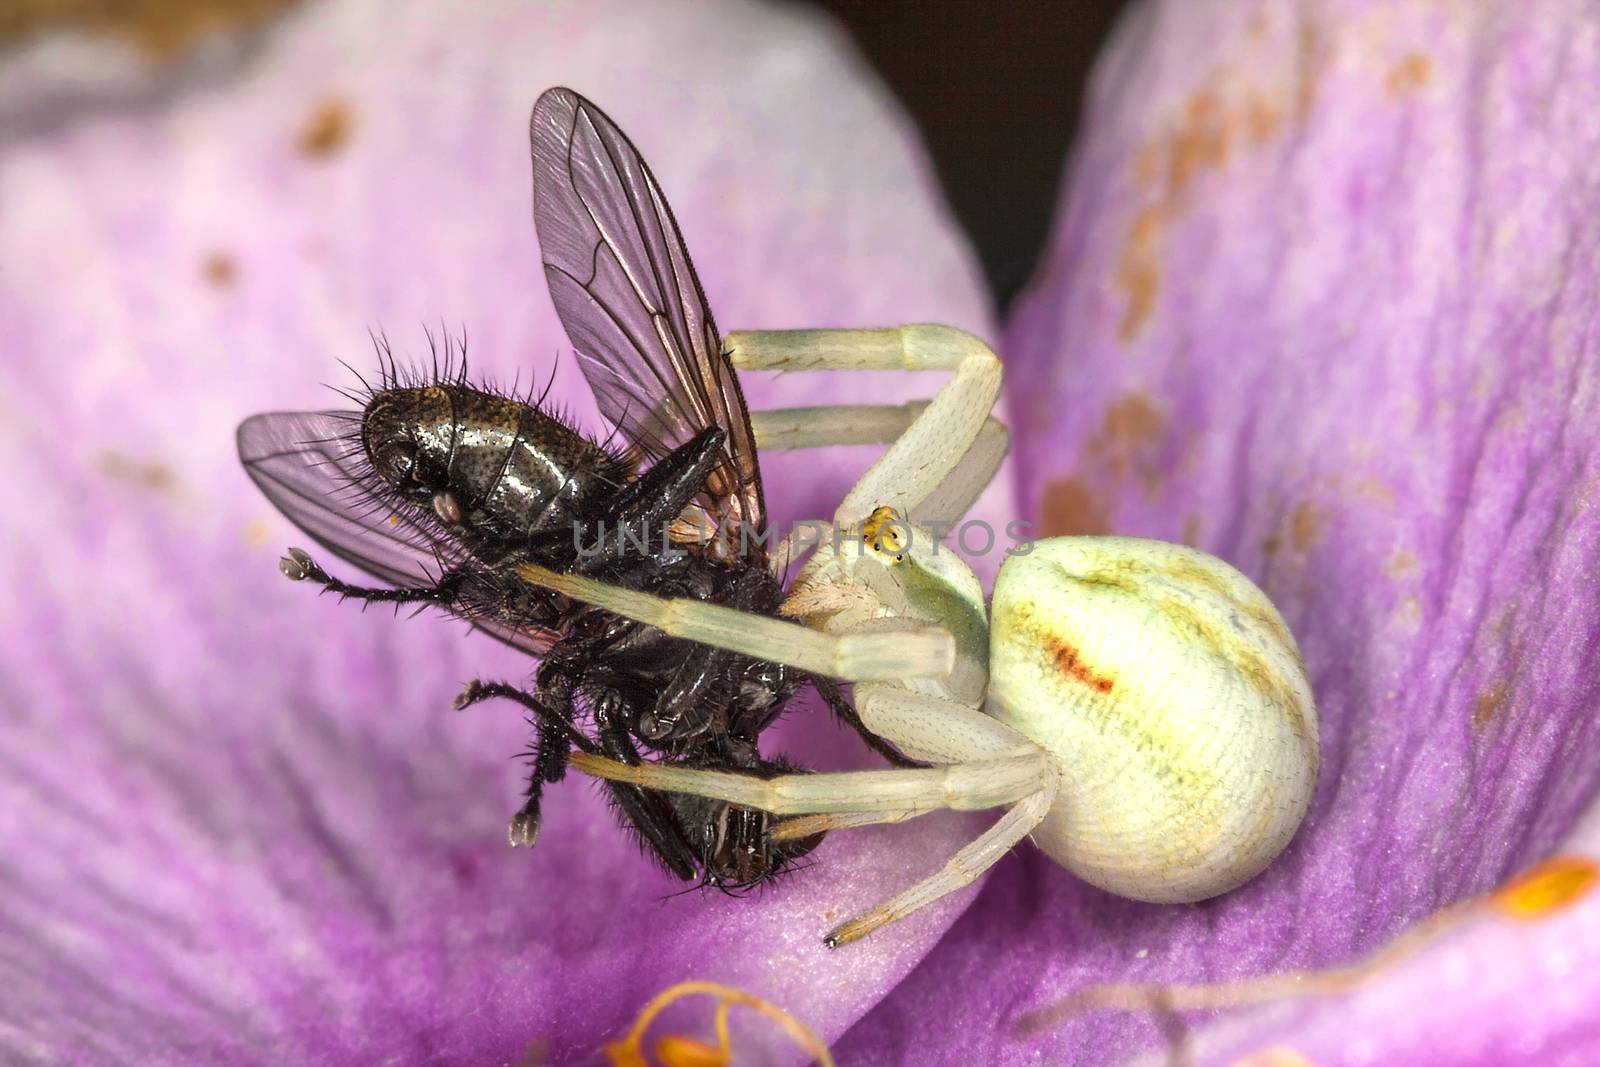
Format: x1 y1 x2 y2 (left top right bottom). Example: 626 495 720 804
841 1 1600 1064
0 2 1004 1062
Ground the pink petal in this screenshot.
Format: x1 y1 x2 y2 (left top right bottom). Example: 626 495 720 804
843 1 1600 1063
0 1 1005 1062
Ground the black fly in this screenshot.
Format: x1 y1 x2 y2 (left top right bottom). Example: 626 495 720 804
237 87 902 889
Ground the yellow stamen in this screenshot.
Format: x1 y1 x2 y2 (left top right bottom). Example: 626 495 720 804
601 980 834 1067
1493 856 1599 920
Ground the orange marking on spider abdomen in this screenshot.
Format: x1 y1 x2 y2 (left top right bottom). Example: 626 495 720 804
1047 635 1116 693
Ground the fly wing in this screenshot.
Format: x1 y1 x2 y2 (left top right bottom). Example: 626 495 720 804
530 87 766 560
237 411 556 656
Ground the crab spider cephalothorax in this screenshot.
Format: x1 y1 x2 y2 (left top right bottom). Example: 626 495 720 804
519 324 1320 947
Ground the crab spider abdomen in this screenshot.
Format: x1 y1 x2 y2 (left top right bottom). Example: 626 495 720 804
989 537 1318 903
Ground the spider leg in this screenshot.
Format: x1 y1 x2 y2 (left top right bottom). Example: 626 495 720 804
514 562 956 683
568 751 1048 816
811 677 919 768
822 782 1056 948
750 405 1006 533
767 807 927 842
726 325 1004 528
849 683 1029 763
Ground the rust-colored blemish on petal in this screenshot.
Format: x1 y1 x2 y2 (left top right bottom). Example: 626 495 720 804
1167 91 1233 194
1180 514 1202 546
1384 53 1432 96
298 96 353 158
1384 551 1417 578
1116 21 1324 345
201 249 237 287
1294 20 1326 119
1117 207 1164 343
1088 392 1166 492
1262 501 1324 560
1472 680 1510 731
1493 856 1599 920
96 450 176 494
0 0 299 61
1038 477 1110 537
243 518 272 546
514 1037 551 1067
1246 92 1282 143
1288 501 1321 552
1045 634 1115 694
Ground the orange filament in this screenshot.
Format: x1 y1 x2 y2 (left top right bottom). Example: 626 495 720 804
602 980 835 1067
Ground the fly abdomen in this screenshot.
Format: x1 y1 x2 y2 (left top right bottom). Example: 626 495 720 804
362 385 630 540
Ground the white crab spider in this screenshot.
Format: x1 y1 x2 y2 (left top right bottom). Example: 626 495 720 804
519 324 1319 947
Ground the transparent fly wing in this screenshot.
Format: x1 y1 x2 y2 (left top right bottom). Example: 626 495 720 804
236 411 556 656
530 86 766 559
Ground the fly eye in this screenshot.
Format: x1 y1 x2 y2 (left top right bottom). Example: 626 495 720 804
375 442 417 485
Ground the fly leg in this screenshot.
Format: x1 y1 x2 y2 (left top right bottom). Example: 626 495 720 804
453 679 590 849
587 688 702 880
278 548 465 610
461 666 587 849
578 425 729 569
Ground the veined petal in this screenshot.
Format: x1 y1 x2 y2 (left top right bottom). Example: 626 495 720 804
843 1 1600 1064
0 1 1003 1062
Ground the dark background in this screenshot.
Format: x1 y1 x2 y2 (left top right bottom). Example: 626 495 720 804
815 0 1133 311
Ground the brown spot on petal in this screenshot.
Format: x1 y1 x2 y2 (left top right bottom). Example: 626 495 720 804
201 249 237 287
96 450 176 494
1117 207 1163 343
1038 478 1109 537
1294 21 1327 119
1246 92 1283 143
1473 681 1510 731
1288 502 1321 552
1180 514 1202 546
298 96 353 158
0 0 298 61
1116 22 1325 344
1089 392 1165 493
1264 501 1322 559
1045 635 1115 694
1167 91 1233 194
1385 53 1432 97
1493 856 1598 920
1385 551 1417 578
243 518 272 546
515 1038 551 1067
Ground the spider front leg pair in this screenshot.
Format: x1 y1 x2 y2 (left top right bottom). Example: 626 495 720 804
525 324 1321 947
524 323 1036 945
